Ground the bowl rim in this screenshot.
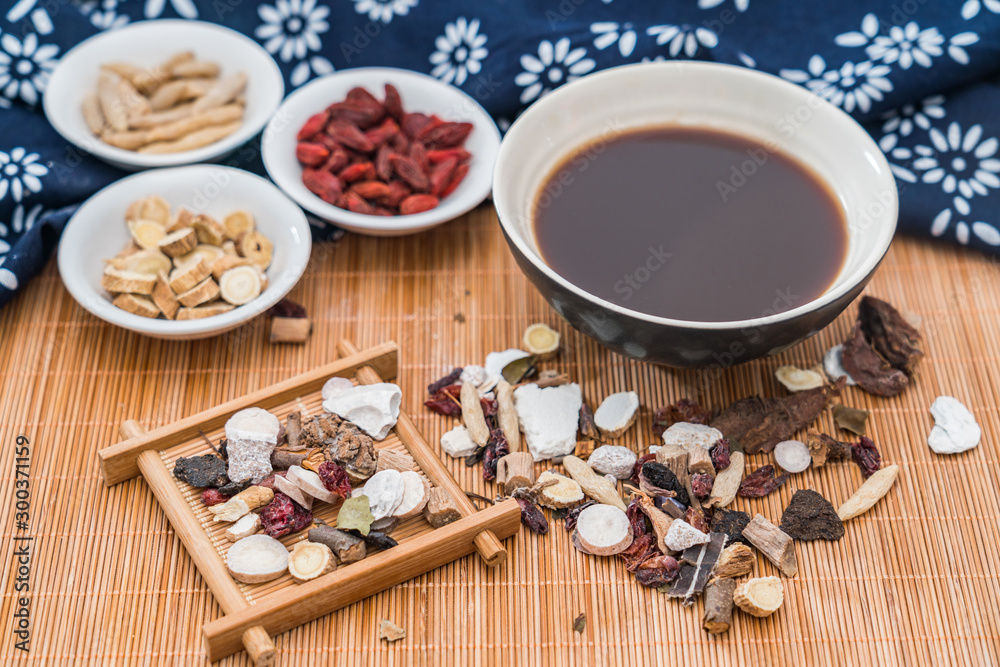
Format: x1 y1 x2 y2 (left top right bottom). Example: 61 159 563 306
261 66 501 233
56 164 311 337
493 61 898 331
42 19 285 170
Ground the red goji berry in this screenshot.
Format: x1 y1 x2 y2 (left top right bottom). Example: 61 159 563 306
384 180 411 207
439 162 469 198
351 180 392 201
364 118 399 148
296 112 328 141
301 169 343 205
295 142 329 167
401 112 433 140
389 154 430 191
427 148 471 164
321 148 349 174
326 121 375 153
399 194 439 215
375 145 394 181
408 141 429 173
338 162 376 183
419 121 474 148
429 157 458 197
342 191 376 214
383 83 403 121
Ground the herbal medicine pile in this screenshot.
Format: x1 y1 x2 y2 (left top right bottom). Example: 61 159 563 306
423 297 976 634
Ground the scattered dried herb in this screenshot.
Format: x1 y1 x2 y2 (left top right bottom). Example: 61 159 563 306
841 322 909 397
636 555 681 588
482 427 509 482
780 490 845 541
640 462 690 506
424 384 462 416
630 453 657 485
807 433 853 467
833 404 870 436
336 495 375 536
317 461 353 500
667 533 726 604
851 436 882 478
709 508 750 545
685 507 710 534
516 497 549 534
710 438 731 471
859 296 923 373
351 530 398 551
564 501 598 532
173 454 228 488
270 298 308 319
738 465 789 498
427 367 462 395
711 386 835 454
578 402 599 440
652 398 711 437
626 497 650 537
218 479 252 496
200 488 230 506
573 613 587 634
480 396 499 419
618 533 660 571
536 370 570 388
691 473 714 500
260 492 313 538
501 354 538 384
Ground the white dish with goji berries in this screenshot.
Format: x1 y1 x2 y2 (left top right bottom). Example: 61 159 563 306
262 67 501 236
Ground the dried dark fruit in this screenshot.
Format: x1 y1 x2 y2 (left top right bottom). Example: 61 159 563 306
261 492 313 538
841 322 909 397
859 296 923 373
425 385 462 416
482 428 509 482
709 508 750 545
173 454 228 488
564 500 597 532
630 453 657 485
833 404 870 436
516 497 549 534
383 84 403 121
399 194 440 215
427 367 463 395
780 489 845 541
652 398 711 437
217 479 252 496
317 461 353 499
200 488 230 507
684 507 710 534
364 118 399 148
851 436 882 478
710 438 731 471
711 385 835 454
480 397 499 418
690 473 714 500
640 462 690 506
270 299 308 319
626 497 650 537
635 555 681 587
738 465 789 498
618 533 660 571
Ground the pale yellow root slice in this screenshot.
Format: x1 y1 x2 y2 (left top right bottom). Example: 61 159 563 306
172 60 221 78
226 534 288 584
103 104 243 150
236 231 274 270
176 277 220 307
733 576 784 617
523 322 560 358
129 102 196 129
120 249 172 276
176 303 234 320
151 271 180 320
573 504 633 556
137 121 241 154
82 90 105 135
168 257 210 293
97 70 129 132
224 210 255 239
221 240 238 256
113 240 142 259
157 227 198 258
218 265 262 305
125 196 170 225
127 219 166 250
211 254 252 281
192 72 247 113
166 207 196 233
177 244 225 270
112 293 160 318
287 540 335 584
101 267 157 294
536 471 585 509
838 464 899 521
191 213 226 245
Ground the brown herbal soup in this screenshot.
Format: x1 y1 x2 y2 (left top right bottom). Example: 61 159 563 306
532 126 848 322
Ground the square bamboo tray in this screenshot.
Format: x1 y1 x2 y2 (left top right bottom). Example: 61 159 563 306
96 340 520 665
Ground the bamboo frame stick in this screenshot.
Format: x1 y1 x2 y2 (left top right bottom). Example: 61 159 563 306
336 339 508 566
119 421 276 666
99 343 399 485
202 499 521 662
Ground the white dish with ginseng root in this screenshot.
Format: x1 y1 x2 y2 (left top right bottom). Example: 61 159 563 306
57 166 311 340
44 20 283 171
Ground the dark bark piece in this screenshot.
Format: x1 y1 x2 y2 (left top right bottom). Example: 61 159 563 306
742 514 797 577
712 387 832 454
173 454 228 488
709 508 751 545
780 489 845 541
859 296 923 373
703 577 738 634
578 402 599 440
308 525 367 563
299 412 344 448
710 396 769 443
640 462 690 506
666 532 727 604
270 448 309 469
285 411 304 450
807 433 853 467
841 322 910 397
324 422 377 481
217 478 251 496
738 465 789 498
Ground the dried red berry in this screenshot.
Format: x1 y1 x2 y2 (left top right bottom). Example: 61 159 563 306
427 148 471 164
317 461 352 499
390 155 430 191
710 438 731 471
635 555 680 587
302 168 343 204
327 101 383 129
738 464 789 498
691 473 714 500
343 191 376 214
260 492 312 538
626 497 649 537
383 83 403 121
338 162 376 183
399 194 439 214
321 148 349 174
482 428 509 481
200 488 230 507
326 121 375 153
296 112 328 141
440 163 469 198
351 180 392 201
516 497 549 534
684 506 710 533
295 142 329 166
346 86 382 108
408 141 430 173
365 118 399 148
851 435 882 478
618 532 659 571
419 121 474 149
384 180 412 207
375 145 394 181
429 157 458 197
401 112 433 139
427 367 463 395
425 385 462 416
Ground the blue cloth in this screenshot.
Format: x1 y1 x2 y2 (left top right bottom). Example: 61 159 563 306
1 0 999 307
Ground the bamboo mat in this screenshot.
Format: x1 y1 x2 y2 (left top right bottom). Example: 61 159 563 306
2 205 999 666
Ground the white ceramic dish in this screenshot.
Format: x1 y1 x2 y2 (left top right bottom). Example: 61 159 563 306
57 166 311 340
493 62 898 367
44 20 284 171
262 67 501 236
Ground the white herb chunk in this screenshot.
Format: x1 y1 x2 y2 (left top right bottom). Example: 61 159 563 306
927 396 981 454
514 382 583 461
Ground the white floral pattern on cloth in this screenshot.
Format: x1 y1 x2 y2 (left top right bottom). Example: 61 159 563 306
962 0 1000 19
591 22 638 58
353 0 417 24
79 0 131 31
835 13 979 68
699 0 749 11
0 203 43 291
881 95 946 137
780 56 892 113
515 38 595 104
646 24 718 58
256 0 335 87
429 17 487 86
0 148 48 203
0 30 59 106
144 0 198 19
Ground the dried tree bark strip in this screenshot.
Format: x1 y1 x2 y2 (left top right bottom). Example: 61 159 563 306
707 450 744 508
742 514 797 577
703 577 738 634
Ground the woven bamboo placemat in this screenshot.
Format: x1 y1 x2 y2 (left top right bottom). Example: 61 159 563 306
1 206 998 665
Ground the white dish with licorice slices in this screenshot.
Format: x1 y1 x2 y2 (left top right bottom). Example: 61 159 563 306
57 165 311 340
43 20 284 171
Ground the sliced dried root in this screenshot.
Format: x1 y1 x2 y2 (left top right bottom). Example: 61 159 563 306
733 576 784 617
176 277 219 307
210 486 274 522
175 243 225 269
128 219 166 249
522 322 560 358
176 303 234 320
168 257 210 293
536 471 584 509
82 91 105 134
775 365 826 392
593 391 639 438
561 455 626 511
773 439 811 473
460 380 490 446
363 469 405 520
288 540 336 583
286 465 337 504
838 464 899 521
219 265 263 305
236 231 274 270
391 470 431 518
157 227 197 258
224 512 260 542
116 249 172 276
102 267 157 294
712 543 755 579
112 293 159 318
137 121 241 154
226 534 288 584
211 254 252 280
573 504 633 556
151 272 180 320
191 213 226 246
224 210 255 239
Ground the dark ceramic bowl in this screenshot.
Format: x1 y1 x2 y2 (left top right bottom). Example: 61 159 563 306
492 62 897 368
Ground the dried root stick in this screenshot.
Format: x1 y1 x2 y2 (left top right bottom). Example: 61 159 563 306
708 450 744 508
82 91 105 134
104 104 243 150
496 380 521 452
838 464 899 521
192 72 247 113
562 455 626 511
138 121 242 154
460 380 490 446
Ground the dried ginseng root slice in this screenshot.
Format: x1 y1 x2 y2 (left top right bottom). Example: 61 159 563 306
287 540 336 584
218 265 263 305
157 227 197 258
112 293 160 318
573 504 633 556
128 219 167 250
175 243 225 269
176 277 220 307
536 471 585 509
226 534 289 584
392 470 431 518
176 303 234 320
119 249 172 276
102 267 157 294
522 322 560 358
224 209 255 239
237 231 274 270
733 576 784 617
168 257 210 293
